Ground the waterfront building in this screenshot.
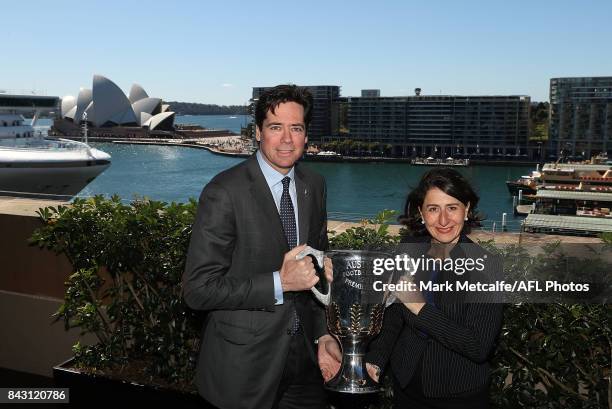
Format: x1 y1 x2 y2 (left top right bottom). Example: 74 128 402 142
548 76 612 160
251 86 340 143
330 91 531 159
249 86 532 159
0 94 59 115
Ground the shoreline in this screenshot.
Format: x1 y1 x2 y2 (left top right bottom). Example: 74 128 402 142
0 196 602 244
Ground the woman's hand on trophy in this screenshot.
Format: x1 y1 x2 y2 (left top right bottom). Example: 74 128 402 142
366 363 381 383
317 334 341 382
393 274 425 315
323 256 333 283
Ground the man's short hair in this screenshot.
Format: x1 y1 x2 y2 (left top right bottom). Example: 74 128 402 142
255 85 313 131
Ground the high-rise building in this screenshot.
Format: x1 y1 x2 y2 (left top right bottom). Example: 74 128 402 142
330 93 531 158
549 77 612 159
251 86 340 143
249 86 533 159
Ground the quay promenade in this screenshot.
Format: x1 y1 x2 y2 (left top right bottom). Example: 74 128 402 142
61 136 541 165
0 196 602 245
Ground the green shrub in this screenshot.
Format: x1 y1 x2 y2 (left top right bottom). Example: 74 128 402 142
491 303 610 408
601 232 612 244
328 209 400 250
31 195 200 386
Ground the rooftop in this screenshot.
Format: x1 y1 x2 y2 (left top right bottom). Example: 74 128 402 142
524 214 612 234
542 163 612 172
536 190 612 202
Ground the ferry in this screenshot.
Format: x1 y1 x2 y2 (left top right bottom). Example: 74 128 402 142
411 156 469 166
316 151 342 157
303 151 343 162
507 160 612 196
514 156 612 235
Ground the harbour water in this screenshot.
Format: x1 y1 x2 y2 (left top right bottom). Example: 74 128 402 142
38 115 532 228
75 146 532 229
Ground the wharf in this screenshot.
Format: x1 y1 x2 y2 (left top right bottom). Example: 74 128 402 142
523 214 612 236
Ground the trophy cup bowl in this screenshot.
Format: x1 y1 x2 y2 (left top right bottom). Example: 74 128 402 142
298 247 395 394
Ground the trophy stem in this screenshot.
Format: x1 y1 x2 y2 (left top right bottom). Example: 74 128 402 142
325 335 380 394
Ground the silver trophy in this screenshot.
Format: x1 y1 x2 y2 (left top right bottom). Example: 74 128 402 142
298 246 395 394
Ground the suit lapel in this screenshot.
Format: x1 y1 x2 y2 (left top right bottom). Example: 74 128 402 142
295 165 310 245
246 156 288 251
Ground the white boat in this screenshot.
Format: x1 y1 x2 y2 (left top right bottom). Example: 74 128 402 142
316 151 341 157
411 156 469 166
0 96 111 200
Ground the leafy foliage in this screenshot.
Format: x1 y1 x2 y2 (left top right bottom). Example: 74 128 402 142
483 241 611 407
328 210 400 250
600 232 612 244
491 303 610 408
31 195 200 384
529 102 550 141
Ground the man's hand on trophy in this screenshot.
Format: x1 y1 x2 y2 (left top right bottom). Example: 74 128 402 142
280 244 319 292
323 256 333 283
317 334 341 382
366 363 381 383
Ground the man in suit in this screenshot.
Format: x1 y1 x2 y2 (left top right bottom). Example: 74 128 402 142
183 85 338 409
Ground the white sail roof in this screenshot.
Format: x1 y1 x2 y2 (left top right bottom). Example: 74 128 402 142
61 96 76 117
128 84 149 103
146 112 175 130
74 88 92 123
92 75 137 127
131 97 162 125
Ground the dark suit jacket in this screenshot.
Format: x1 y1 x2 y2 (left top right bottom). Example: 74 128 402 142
366 235 504 398
183 155 328 409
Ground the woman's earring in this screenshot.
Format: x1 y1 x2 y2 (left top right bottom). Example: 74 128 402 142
464 215 468 221
421 218 425 224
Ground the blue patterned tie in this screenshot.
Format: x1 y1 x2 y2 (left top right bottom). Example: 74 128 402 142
280 177 297 248
280 177 301 335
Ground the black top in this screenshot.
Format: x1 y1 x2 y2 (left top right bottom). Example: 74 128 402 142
366 235 504 398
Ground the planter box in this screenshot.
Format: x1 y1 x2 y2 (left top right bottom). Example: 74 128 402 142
53 358 210 407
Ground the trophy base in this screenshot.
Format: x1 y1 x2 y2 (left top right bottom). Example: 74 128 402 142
324 373 381 394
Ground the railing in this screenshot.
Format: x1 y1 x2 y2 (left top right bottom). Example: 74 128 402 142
0 137 92 151
479 219 525 233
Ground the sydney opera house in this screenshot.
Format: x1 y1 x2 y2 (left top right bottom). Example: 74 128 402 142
53 75 175 137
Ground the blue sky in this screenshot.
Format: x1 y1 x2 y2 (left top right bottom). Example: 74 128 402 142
3 0 611 104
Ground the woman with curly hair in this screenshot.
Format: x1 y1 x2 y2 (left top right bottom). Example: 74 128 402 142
366 168 503 409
